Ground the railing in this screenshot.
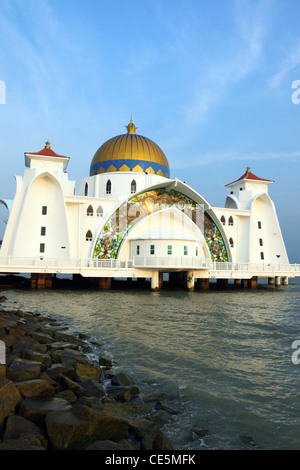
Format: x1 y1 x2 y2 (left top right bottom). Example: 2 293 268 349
0 256 299 274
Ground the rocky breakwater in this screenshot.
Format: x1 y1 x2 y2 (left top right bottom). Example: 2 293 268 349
0 307 176 450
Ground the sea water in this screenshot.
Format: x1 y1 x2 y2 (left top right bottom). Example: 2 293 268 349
2 277 300 450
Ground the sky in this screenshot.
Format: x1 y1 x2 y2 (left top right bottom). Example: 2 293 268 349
0 0 299 261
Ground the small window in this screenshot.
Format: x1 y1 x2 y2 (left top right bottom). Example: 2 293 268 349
106 180 112 194
221 215 226 225
196 246 199 256
228 216 234 226
167 245 172 255
84 182 88 196
87 205 93 216
136 245 140 255
41 227 46 236
40 243 45 253
258 221 262 229
229 237 234 248
260 252 264 260
131 180 136 194
150 245 155 255
86 230 93 241
184 246 188 256
259 238 263 247
42 206 47 215
97 205 103 217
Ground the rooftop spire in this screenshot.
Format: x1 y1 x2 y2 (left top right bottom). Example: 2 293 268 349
125 116 138 134
45 140 51 149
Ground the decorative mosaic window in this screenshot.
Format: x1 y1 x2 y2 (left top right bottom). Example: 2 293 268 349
168 245 172 255
106 180 112 194
97 206 103 217
92 188 228 262
87 205 93 216
86 230 93 241
131 180 137 194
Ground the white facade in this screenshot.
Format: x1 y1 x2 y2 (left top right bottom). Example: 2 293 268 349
0 136 297 289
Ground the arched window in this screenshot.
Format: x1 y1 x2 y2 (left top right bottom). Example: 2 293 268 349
221 215 226 225
131 179 136 194
87 205 93 216
106 180 112 194
228 216 234 226
86 230 93 241
84 182 88 196
229 237 234 248
97 205 103 217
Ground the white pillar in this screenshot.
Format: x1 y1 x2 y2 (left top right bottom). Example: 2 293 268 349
151 271 160 291
187 272 194 292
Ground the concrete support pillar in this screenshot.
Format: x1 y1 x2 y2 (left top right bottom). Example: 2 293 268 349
275 276 281 287
234 279 241 287
242 278 249 288
98 277 112 290
268 277 274 285
198 278 210 290
187 272 194 292
151 272 160 291
250 276 258 289
217 279 228 288
31 273 52 289
283 276 289 286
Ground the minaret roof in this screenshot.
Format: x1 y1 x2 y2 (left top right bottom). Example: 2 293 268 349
225 166 274 187
25 141 69 159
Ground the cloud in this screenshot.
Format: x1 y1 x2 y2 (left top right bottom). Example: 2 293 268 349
269 41 300 88
183 0 268 125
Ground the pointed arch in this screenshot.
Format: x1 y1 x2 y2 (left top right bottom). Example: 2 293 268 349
106 179 112 194
229 237 234 248
131 179 137 194
86 230 93 241
97 205 103 217
228 216 234 226
87 205 93 216
220 215 226 225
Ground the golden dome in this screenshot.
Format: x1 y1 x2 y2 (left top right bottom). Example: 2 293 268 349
90 117 170 178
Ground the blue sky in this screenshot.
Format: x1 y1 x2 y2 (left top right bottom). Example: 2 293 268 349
0 0 299 261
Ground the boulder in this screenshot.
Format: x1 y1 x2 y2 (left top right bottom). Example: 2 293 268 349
106 385 139 402
19 396 72 426
99 356 112 368
80 379 105 398
21 349 52 369
128 417 156 440
51 373 87 398
15 379 56 398
86 439 135 450
155 400 179 415
76 363 102 382
46 404 128 450
4 415 48 448
111 372 134 386
51 348 93 367
0 379 22 422
141 430 173 450
7 358 42 382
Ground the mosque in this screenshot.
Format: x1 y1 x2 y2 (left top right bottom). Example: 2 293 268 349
0 118 298 290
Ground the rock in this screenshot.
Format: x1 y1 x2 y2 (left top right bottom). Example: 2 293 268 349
86 439 135 450
111 372 134 386
51 373 87 398
80 379 105 398
128 417 156 440
56 390 77 403
239 435 257 448
7 358 42 382
15 379 56 398
54 330 84 346
45 363 77 380
4 415 48 448
141 430 173 450
148 409 172 426
101 401 152 418
99 356 112 368
0 379 22 422
46 405 128 450
0 296 7 302
21 349 52 369
49 341 78 351
2 333 18 348
29 331 53 344
51 348 93 367
155 400 179 415
76 363 102 382
19 396 72 426
191 427 210 438
106 385 139 402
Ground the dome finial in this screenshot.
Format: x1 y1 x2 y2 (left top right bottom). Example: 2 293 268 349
246 166 250 173
125 116 138 134
45 140 51 149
